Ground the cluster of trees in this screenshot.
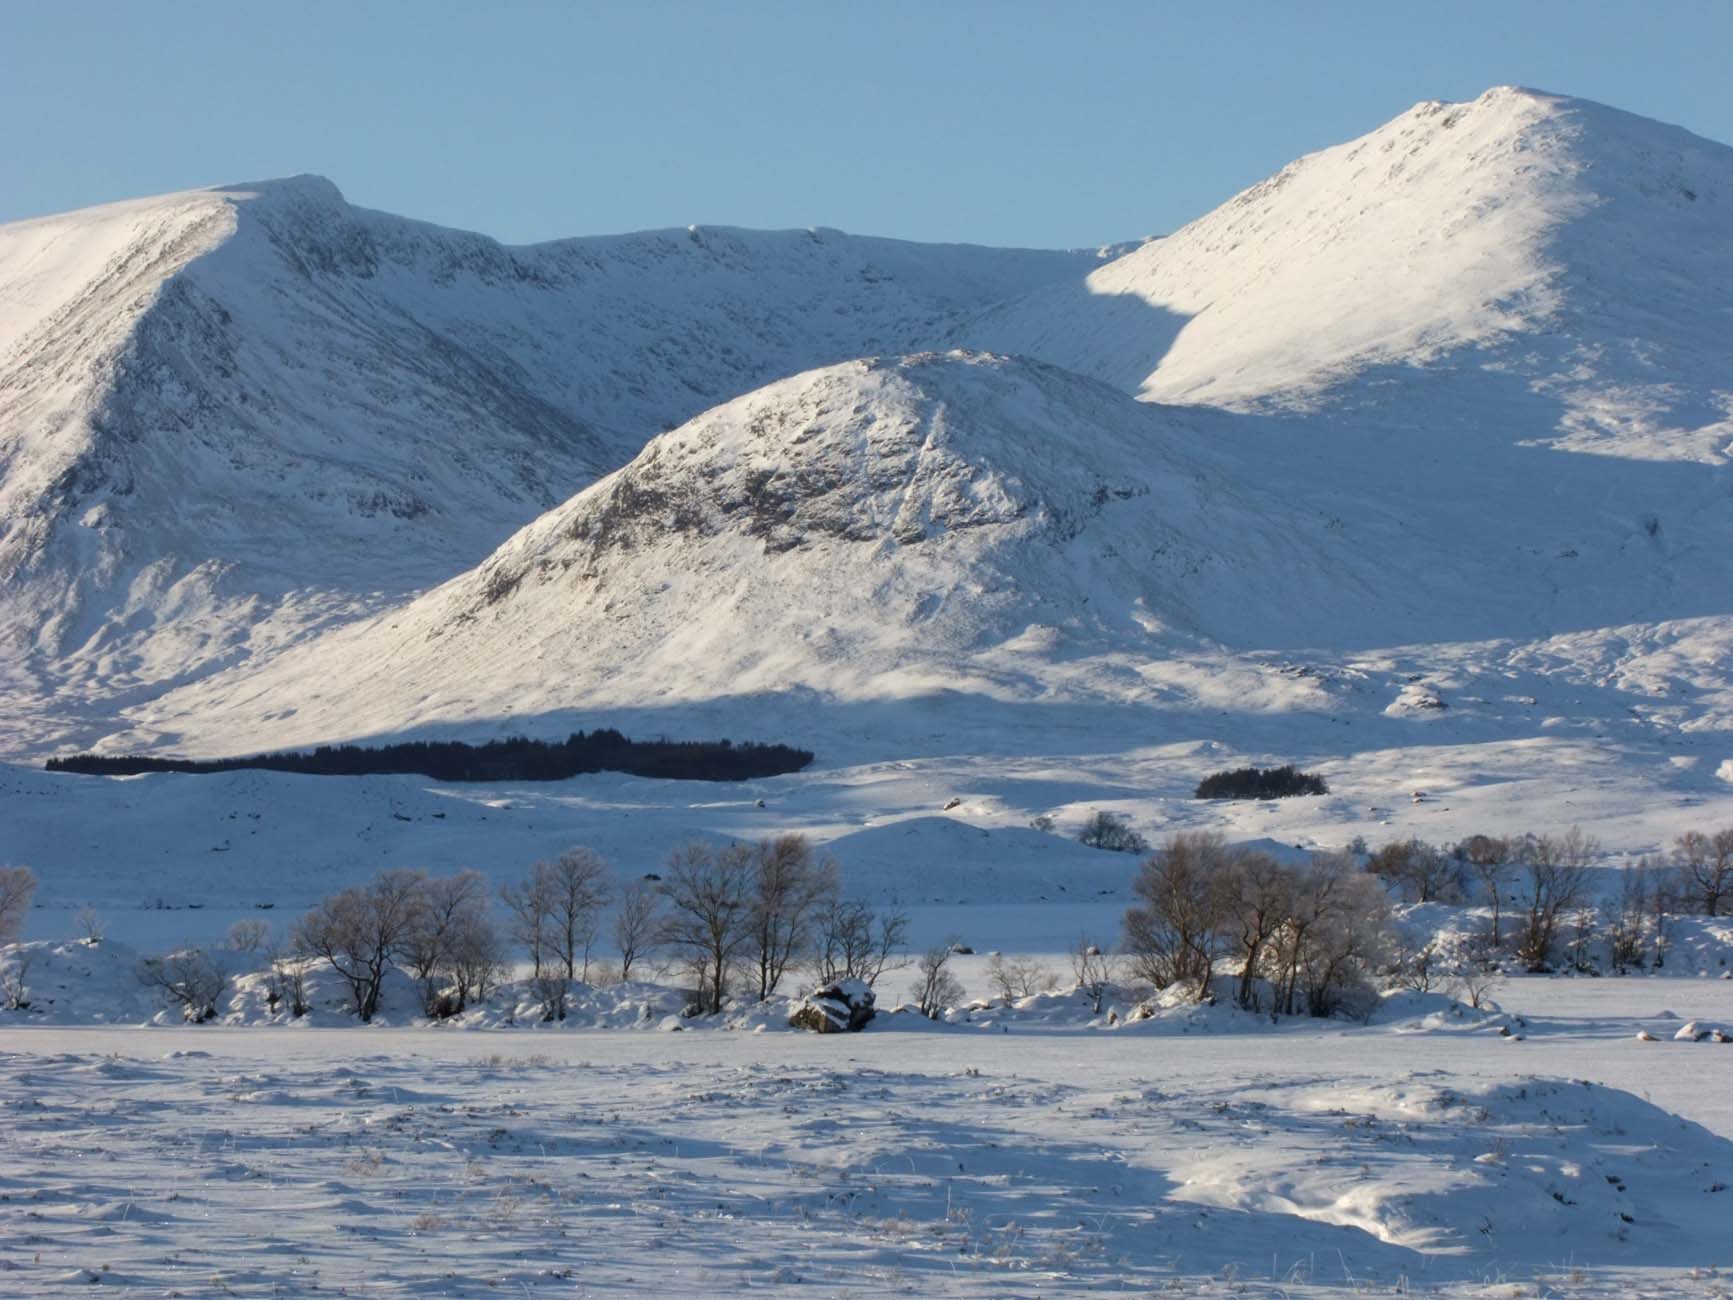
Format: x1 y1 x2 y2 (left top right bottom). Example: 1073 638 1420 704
1363 826 1732 974
653 835 905 1015
1076 811 1149 854
1123 833 1390 1018
1194 765 1329 800
46 729 814 784
163 835 909 1024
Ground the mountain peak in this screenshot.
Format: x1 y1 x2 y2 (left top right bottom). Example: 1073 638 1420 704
209 173 347 206
963 84 1731 457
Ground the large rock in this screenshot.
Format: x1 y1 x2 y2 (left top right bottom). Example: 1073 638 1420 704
789 979 876 1034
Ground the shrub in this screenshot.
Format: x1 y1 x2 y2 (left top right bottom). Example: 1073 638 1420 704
138 946 228 1022
1077 811 1149 854
911 940 964 1019
226 919 271 953
986 953 1057 1002
1195 765 1327 800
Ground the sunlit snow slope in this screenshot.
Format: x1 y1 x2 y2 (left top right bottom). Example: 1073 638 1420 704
0 178 1101 748
112 344 1733 758
964 86 1733 463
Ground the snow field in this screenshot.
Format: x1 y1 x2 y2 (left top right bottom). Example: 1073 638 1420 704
4 1000 1733 1299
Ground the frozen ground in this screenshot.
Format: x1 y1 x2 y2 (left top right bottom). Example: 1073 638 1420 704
3 977 1732 1298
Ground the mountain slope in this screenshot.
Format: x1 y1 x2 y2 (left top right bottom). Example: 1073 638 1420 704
103 352 1302 751
106 346 1733 758
963 87 1733 462
0 178 1102 748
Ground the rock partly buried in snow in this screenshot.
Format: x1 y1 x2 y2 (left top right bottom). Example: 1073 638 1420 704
789 979 876 1033
1672 1020 1725 1042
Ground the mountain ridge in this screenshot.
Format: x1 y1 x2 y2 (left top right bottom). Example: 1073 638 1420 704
0 177 1105 750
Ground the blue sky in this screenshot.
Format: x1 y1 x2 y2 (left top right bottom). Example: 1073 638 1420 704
4 2 1729 248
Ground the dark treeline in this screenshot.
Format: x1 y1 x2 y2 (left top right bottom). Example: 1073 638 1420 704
1195 765 1328 800
46 730 814 784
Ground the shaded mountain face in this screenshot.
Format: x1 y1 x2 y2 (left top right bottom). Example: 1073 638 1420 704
0 177 1101 747
963 87 1733 462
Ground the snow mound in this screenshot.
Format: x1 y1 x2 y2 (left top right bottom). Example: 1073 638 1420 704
1172 1074 1733 1260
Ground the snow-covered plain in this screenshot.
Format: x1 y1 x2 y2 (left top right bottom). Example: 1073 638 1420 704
5 982 1733 1298
5 84 1733 1297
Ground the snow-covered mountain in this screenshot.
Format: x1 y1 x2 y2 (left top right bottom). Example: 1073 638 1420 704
6 86 1733 765
109 341 1733 759
99 352 1286 750
0 177 1102 748
963 87 1733 463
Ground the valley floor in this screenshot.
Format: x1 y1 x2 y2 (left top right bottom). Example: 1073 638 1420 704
3 979 1732 1298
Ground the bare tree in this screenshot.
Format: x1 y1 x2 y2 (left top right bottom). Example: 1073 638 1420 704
745 835 837 1001
0 865 37 944
75 905 106 946
265 944 310 1018
1070 935 1118 1014
138 945 228 1023
401 870 491 1016
813 899 908 986
533 973 569 1022
1454 946 1500 1011
658 841 753 1014
1288 864 1392 1019
500 866 558 980
1222 851 1293 1010
1265 851 1390 1018
2 948 36 1011
1514 829 1596 971
987 953 1057 1002
1646 857 1684 969
613 877 661 982
911 939 964 1019
1368 838 1464 903
445 912 509 1010
1674 829 1733 916
1604 862 1649 975
1391 939 1440 994
1123 832 1232 1002
226 918 271 954
545 848 613 982
1462 835 1511 948
293 868 426 1021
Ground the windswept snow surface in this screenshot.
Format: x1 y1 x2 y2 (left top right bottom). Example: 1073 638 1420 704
3 1000 1733 1298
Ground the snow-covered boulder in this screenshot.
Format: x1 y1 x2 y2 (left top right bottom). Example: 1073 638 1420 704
789 979 876 1033
1673 1020 1723 1042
